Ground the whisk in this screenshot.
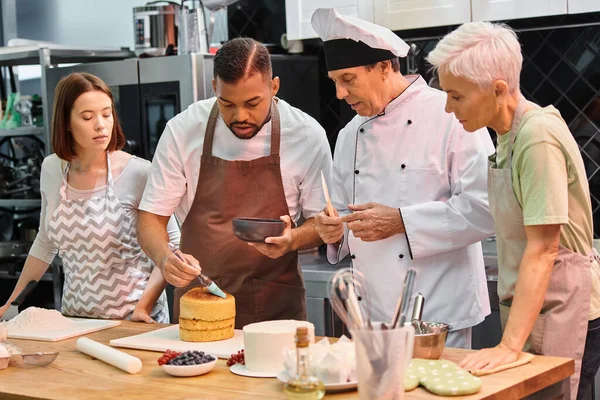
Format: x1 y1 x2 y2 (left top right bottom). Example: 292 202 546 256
329 267 372 330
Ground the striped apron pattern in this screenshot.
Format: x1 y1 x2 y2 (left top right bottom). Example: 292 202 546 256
46 152 168 323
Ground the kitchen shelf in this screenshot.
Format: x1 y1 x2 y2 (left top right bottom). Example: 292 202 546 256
0 126 44 137
0 46 135 67
0 199 41 207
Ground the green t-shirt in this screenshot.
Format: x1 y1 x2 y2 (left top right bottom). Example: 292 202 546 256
497 105 600 320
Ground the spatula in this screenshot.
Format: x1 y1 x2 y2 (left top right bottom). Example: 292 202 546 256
320 171 336 217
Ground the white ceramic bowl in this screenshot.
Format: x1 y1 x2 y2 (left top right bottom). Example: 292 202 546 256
162 356 217 377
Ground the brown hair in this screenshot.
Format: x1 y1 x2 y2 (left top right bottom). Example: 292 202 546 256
52 72 125 161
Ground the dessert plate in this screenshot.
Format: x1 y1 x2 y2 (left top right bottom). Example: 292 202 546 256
230 363 278 378
276 370 358 392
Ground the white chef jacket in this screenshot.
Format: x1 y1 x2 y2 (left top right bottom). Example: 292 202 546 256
329 76 496 330
139 97 333 225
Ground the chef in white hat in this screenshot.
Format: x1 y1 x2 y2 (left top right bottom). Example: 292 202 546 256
312 8 496 348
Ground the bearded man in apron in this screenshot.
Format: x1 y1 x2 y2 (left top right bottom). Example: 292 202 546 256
429 22 600 400
137 38 333 329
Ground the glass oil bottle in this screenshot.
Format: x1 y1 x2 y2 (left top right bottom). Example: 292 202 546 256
283 327 325 400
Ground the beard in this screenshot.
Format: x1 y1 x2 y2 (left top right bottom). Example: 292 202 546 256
227 111 272 140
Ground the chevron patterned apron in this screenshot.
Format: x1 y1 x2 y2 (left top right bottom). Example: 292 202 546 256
47 152 168 322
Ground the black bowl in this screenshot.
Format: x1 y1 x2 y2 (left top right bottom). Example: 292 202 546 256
232 218 285 243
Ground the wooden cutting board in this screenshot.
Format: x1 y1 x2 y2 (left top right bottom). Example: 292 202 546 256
109 325 244 359
8 319 121 342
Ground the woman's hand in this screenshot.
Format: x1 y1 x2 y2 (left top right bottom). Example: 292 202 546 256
459 343 520 371
131 306 155 324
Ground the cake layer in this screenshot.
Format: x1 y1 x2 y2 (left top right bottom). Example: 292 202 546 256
243 320 315 373
179 317 235 331
180 325 234 342
179 287 236 321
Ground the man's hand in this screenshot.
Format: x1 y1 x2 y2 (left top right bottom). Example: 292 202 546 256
249 215 295 259
341 203 405 242
315 209 344 244
159 251 202 287
459 343 520 372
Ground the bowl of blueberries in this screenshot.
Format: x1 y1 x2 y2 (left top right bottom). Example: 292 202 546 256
158 350 217 377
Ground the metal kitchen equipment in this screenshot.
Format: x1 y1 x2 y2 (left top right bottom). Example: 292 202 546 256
44 53 214 161
412 322 452 360
178 6 208 55
2 340 59 366
391 269 416 329
18 351 59 366
329 268 366 330
411 293 425 334
133 1 182 56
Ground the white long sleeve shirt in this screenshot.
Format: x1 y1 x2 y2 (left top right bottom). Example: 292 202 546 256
329 75 496 330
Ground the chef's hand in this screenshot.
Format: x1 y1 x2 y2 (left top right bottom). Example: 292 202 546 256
131 306 155 324
459 343 520 372
159 251 202 288
315 209 344 244
248 215 294 259
341 203 405 242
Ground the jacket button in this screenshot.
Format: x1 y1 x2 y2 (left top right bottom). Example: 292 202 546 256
399 254 404 259
351 254 356 259
359 128 364 133
401 164 406 169
354 169 360 175
357 296 362 301
407 119 412 125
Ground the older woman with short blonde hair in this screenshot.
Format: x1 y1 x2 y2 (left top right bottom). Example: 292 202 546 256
428 22 600 400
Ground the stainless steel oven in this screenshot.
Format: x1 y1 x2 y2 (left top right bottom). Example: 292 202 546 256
44 54 214 160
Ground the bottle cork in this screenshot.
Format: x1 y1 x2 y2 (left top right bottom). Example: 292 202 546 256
296 327 309 348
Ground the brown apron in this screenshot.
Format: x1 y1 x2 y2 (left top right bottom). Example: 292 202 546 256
490 95 593 400
174 99 307 329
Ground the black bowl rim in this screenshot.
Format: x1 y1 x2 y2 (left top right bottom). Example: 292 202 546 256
232 217 284 224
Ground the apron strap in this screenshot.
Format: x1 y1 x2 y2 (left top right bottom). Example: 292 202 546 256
105 151 115 194
59 161 70 201
202 98 282 157
202 101 221 157
507 94 528 166
61 152 114 200
269 99 281 157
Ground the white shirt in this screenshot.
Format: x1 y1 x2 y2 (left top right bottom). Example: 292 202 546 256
329 76 496 331
29 155 181 264
140 98 333 224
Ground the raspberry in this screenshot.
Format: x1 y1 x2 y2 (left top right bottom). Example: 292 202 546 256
226 349 245 366
158 349 181 365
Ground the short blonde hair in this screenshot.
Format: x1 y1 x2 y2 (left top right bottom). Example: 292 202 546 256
427 22 523 92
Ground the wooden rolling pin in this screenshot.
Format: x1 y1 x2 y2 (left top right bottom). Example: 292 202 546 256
76 337 142 374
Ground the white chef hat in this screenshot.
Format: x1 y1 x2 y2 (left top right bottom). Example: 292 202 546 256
311 8 410 71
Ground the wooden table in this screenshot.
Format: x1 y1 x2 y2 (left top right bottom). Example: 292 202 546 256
0 321 573 400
